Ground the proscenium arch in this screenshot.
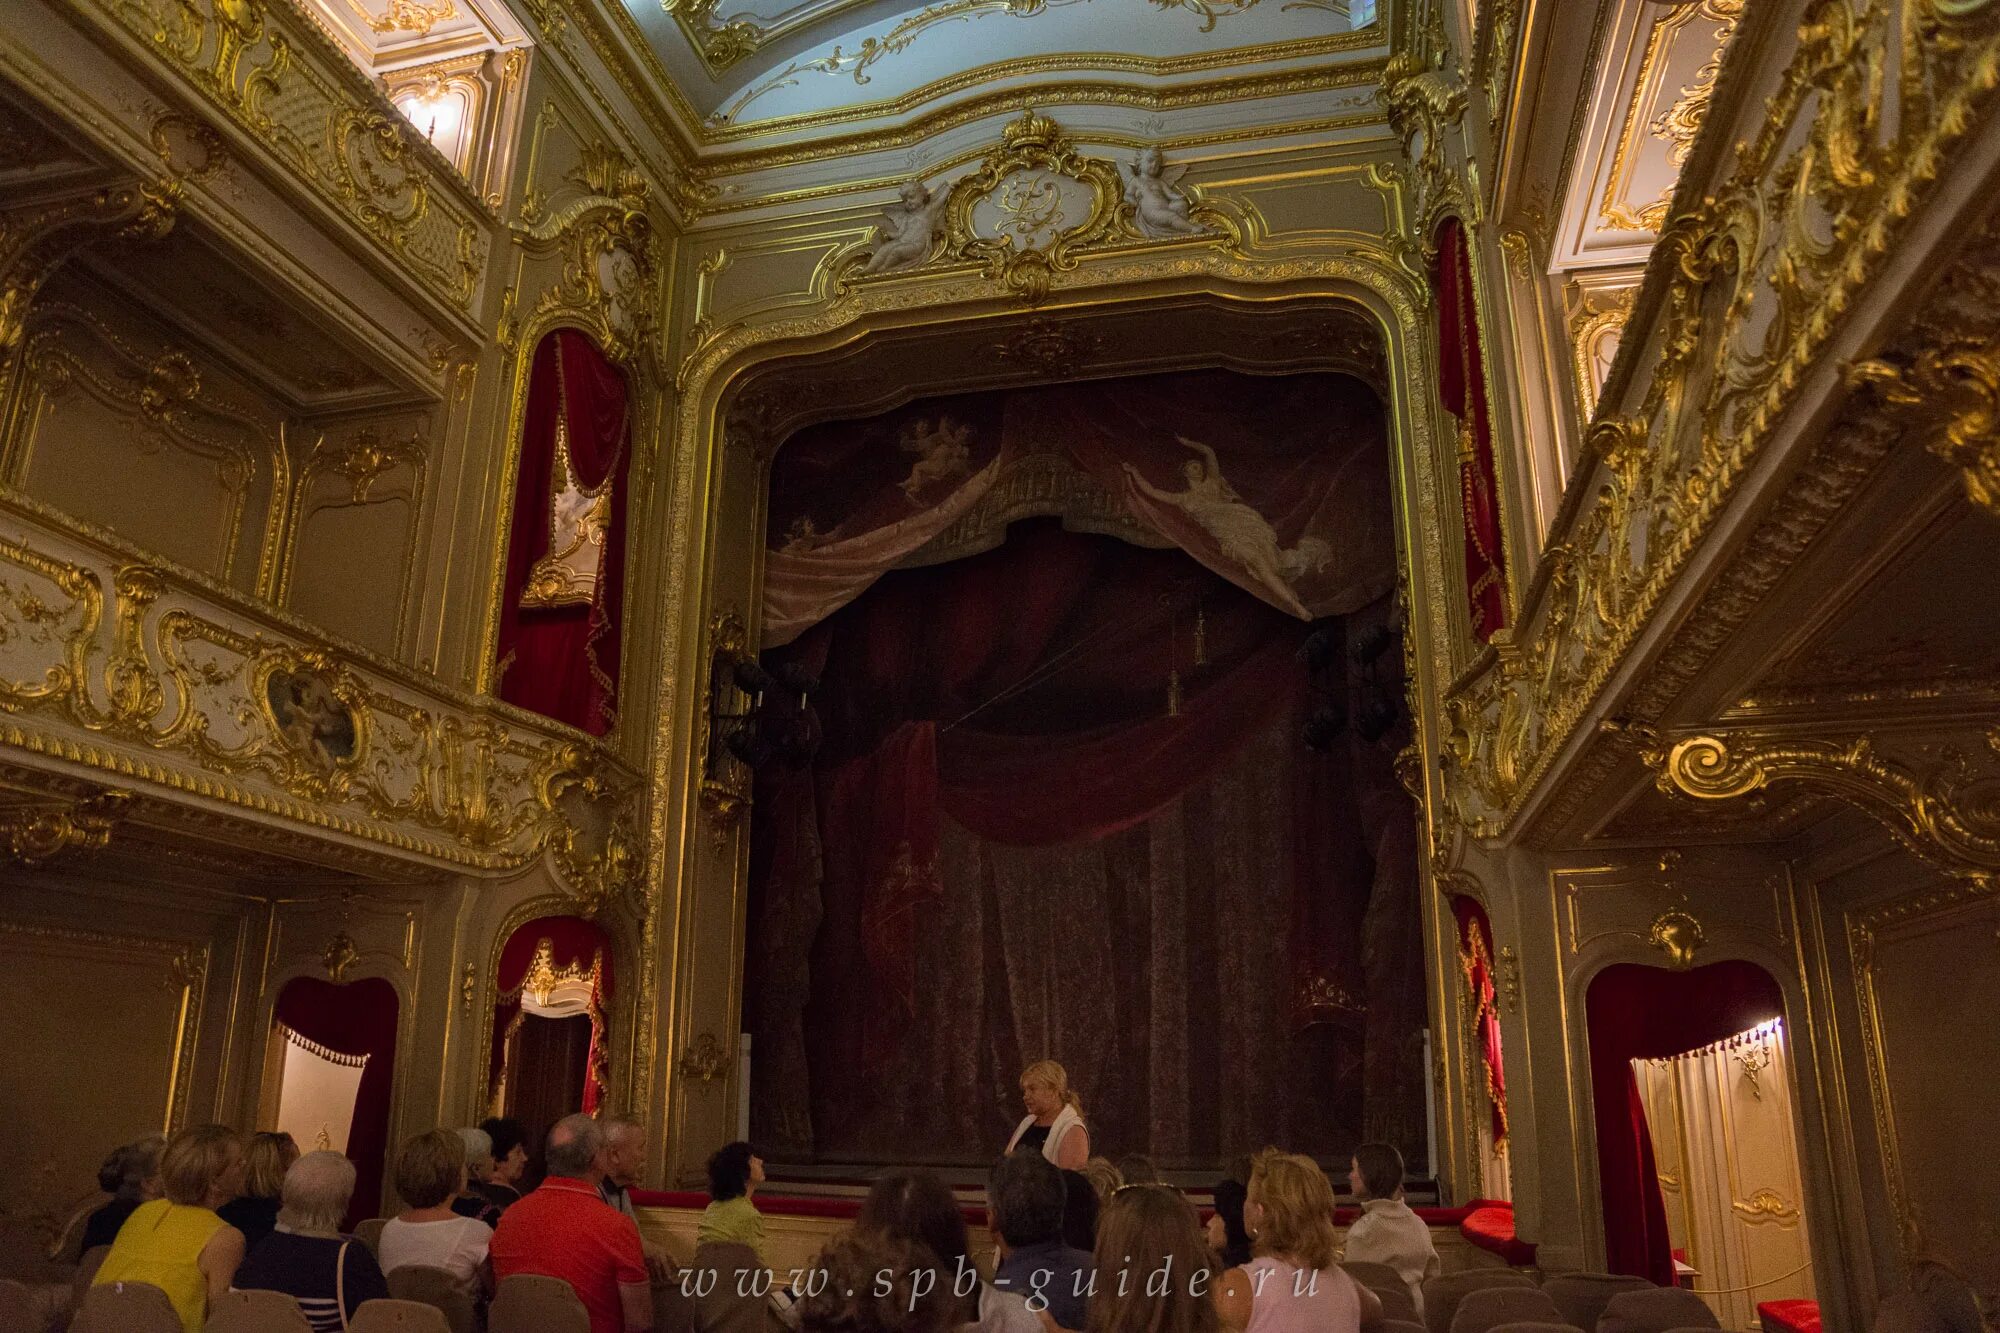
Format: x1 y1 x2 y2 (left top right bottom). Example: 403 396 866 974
639 256 1479 1192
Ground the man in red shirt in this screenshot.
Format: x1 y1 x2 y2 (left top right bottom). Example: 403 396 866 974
491 1114 653 1332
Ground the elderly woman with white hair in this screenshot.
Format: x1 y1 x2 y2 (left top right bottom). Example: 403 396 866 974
450 1126 503 1226
234 1151 390 1332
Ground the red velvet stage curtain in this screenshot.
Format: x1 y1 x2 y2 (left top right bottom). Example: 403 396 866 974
495 330 631 735
754 524 1395 1161
275 976 398 1225
1433 218 1508 642
1585 961 1785 1284
1451 896 1507 1144
488 916 614 1118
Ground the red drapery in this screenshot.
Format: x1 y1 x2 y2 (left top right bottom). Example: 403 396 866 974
1451 896 1507 1144
761 524 1378 1131
1432 218 1508 641
487 916 615 1117
762 370 1394 646
1585 961 1786 1284
274 976 399 1225
495 330 631 735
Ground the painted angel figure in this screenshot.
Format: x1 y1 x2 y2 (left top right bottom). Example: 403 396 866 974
1123 435 1328 618
898 415 973 497
1118 148 1206 239
863 180 948 274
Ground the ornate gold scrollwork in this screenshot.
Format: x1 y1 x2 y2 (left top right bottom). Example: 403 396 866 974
322 931 361 981
1847 324 2000 520
0 179 179 369
698 611 754 843
1648 907 1706 970
0 788 132 866
677 1030 730 1083
1650 730 2000 884
1379 44 1467 234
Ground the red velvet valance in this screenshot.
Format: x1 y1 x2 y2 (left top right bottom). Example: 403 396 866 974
1433 218 1508 642
1585 961 1785 1284
1451 895 1507 1144
488 915 615 1116
275 976 399 1225
495 330 631 735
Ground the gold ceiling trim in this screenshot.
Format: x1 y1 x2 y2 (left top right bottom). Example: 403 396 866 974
1596 0 1741 234
704 25 1386 136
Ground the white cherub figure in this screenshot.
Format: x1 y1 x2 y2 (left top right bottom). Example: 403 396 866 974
1118 147 1205 239
863 179 949 274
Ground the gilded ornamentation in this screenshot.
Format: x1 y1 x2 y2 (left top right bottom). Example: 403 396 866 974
0 180 180 370
462 963 477 1013
1649 730 2000 885
1441 2 2000 838
313 428 426 504
1598 0 1742 233
362 0 459 35
677 1030 730 1083
698 611 754 842
1648 907 1705 970
1378 44 1467 234
1731 1188 1800 1222
514 143 659 369
992 317 1105 378
665 0 768 70
1147 0 1257 32
322 931 361 982
1847 320 2000 522
1496 944 1520 1013
1648 1 1744 170
0 789 132 866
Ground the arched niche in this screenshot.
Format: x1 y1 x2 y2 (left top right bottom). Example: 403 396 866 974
486 914 615 1182
261 975 399 1223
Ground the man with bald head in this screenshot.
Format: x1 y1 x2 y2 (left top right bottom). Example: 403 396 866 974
598 1115 674 1284
491 1113 652 1331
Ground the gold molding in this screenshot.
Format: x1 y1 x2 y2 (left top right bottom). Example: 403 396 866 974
0 179 180 372
1848 325 2000 522
1597 0 1742 234
0 788 132 866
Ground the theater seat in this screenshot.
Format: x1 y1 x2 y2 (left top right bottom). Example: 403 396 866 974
386 1264 476 1333
1450 1286 1563 1333
1598 1287 1721 1333
1371 1283 1421 1323
349 1298 453 1332
207 1288 312 1332
68 1280 182 1333
1542 1274 1652 1331
490 1273 591 1333
691 1241 769 1333
354 1218 388 1255
1342 1261 1405 1292
1423 1270 1538 1333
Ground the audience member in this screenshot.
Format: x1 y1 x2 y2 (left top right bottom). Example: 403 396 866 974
1079 1159 1122 1205
1084 1184 1214 1333
379 1129 494 1298
989 1151 1094 1330
1340 1142 1437 1316
1113 1156 1161 1187
797 1227 957 1333
81 1133 164 1252
1058 1169 1099 1254
1005 1061 1091 1169
858 1170 1038 1333
490 1112 652 1333
698 1140 767 1263
477 1117 530 1211
452 1127 503 1226
1204 1180 1251 1269
1214 1151 1378 1333
602 1115 675 1281
93 1123 246 1333
235 1150 390 1332
218 1131 299 1251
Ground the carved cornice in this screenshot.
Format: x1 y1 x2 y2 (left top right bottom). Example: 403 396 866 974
1648 728 2000 885
0 788 132 866
0 179 179 370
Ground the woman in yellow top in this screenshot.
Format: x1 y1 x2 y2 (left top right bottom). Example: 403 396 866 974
94 1123 247 1333
698 1141 767 1264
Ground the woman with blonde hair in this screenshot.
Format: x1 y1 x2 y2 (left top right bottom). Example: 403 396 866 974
92 1123 247 1333
1084 1185 1215 1333
219 1130 299 1250
1004 1060 1090 1169
1214 1151 1379 1333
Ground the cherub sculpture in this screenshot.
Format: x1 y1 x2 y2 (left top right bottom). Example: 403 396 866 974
1118 148 1206 239
863 179 949 274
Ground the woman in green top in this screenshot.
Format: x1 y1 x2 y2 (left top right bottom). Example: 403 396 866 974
698 1141 767 1263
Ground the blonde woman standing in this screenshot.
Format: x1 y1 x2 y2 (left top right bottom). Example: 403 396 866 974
1214 1151 1381 1333
1003 1060 1090 1169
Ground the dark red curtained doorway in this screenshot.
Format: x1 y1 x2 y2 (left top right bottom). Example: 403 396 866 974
272 976 398 1225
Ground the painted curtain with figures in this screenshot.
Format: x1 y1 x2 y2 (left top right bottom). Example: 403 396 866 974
495 330 632 735
761 369 1396 645
748 372 1428 1167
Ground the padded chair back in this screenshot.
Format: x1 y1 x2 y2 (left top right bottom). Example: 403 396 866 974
1343 1261 1406 1292
354 1218 389 1256
655 1267 697 1333
691 1241 768 1333
207 1288 313 1332
0 1278 59 1333
1370 1283 1421 1324
68 1280 183 1333
1599 1287 1722 1333
1450 1287 1563 1333
1381 1322 1428 1333
1422 1270 1537 1333
1543 1274 1653 1331
490 1273 591 1333
72 1245 111 1307
386 1264 477 1333
349 1298 454 1332
1872 1294 1952 1333
1486 1324 1586 1333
